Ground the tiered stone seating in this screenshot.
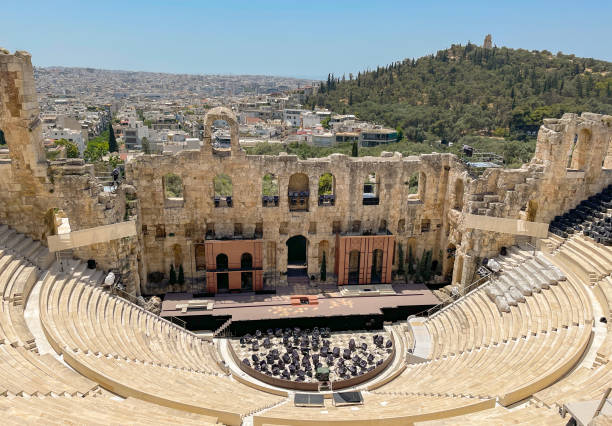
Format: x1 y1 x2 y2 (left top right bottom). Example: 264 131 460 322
62 350 283 424
424 249 585 361
254 393 495 425
415 404 565 425
376 322 591 406
0 394 219 425
530 241 612 411
39 266 226 374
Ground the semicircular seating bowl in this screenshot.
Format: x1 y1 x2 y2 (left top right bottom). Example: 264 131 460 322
1 220 612 424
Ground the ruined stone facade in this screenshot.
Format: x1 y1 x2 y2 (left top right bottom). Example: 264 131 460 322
1 49 611 296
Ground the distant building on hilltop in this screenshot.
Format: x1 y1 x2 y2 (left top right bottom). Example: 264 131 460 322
484 34 492 49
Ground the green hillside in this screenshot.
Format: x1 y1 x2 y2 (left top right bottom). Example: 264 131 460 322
308 43 612 142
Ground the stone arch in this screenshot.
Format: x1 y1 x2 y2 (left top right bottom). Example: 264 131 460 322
172 244 183 268
286 235 308 267
363 172 380 205
568 129 591 170
195 245 206 270
262 173 279 207
288 173 309 211
163 173 183 200
203 107 240 156
213 174 233 207
454 179 464 210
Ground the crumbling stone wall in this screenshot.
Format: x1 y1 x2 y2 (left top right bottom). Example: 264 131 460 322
0 49 141 294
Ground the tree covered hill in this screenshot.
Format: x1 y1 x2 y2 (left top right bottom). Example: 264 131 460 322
308 43 612 142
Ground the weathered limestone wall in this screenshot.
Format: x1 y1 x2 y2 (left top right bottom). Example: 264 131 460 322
0 49 141 294
127 108 458 294
451 112 612 289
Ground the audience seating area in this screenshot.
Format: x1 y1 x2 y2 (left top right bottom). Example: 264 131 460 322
1 207 611 424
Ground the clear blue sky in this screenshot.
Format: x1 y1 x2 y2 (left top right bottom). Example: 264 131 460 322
2 1 611 80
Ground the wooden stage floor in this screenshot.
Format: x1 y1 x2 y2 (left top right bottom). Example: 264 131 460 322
160 283 440 322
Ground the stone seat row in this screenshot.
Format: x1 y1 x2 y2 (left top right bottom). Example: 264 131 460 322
415 403 565 425
0 225 55 270
62 350 284 426
381 321 591 406
0 251 41 349
39 265 224 375
425 263 590 359
529 242 612 410
254 392 495 426
0 394 219 425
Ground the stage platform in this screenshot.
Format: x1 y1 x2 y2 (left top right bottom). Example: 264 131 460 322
160 283 440 332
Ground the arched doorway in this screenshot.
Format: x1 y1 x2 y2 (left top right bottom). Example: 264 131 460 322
241 253 253 291
348 250 361 284
370 249 383 284
286 235 307 276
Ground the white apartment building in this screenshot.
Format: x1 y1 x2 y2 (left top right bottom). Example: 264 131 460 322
283 109 306 127
45 128 86 155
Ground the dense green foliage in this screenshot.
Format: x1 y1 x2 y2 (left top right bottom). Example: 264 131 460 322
318 172 333 195
246 135 535 168
55 138 79 158
164 173 183 198
84 130 109 163
108 123 118 153
214 174 233 197
309 43 612 142
262 173 279 196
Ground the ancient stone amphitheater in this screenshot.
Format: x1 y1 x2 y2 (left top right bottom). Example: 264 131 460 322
0 49 611 424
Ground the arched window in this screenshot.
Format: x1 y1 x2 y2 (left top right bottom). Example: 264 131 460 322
213 174 233 207
568 129 590 170
454 179 464 210
216 253 229 270
262 173 279 207
195 245 206 270
348 250 361 284
363 173 379 205
241 253 253 269
288 173 309 211
318 173 335 206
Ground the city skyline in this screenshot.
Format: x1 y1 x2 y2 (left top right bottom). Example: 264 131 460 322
2 0 611 79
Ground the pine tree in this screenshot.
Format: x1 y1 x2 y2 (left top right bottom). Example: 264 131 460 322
351 141 358 157
178 264 185 284
407 245 415 275
169 264 177 285
108 122 118 153
320 252 326 282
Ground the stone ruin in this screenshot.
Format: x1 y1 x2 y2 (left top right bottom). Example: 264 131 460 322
1 48 611 296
